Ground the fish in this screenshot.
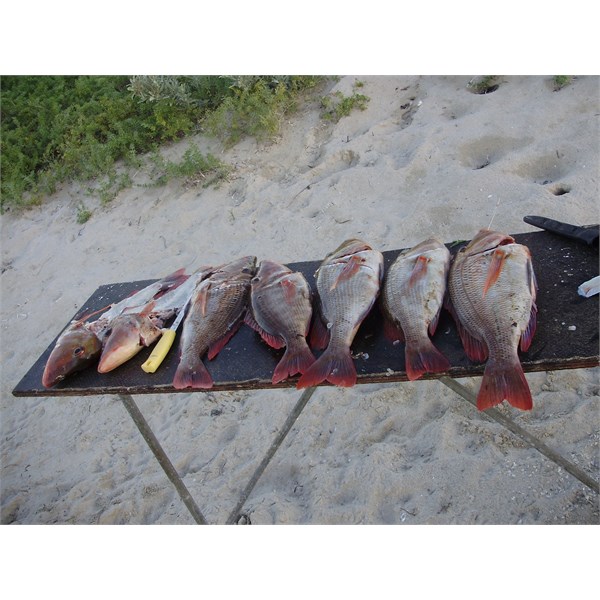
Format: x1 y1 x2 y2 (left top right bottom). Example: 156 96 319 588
380 238 451 380
245 260 315 384
173 256 257 389
41 268 189 387
296 239 384 388
446 229 538 411
41 320 103 388
96 267 213 373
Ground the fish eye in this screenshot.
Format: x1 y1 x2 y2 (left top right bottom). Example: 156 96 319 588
73 346 84 356
242 267 252 274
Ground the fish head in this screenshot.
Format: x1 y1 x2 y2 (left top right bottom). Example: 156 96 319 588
462 229 515 256
97 315 158 373
324 239 372 263
42 324 102 387
252 260 291 289
217 256 257 282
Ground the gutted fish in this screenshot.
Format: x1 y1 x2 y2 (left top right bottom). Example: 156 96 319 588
97 267 212 374
447 229 537 410
381 238 451 380
173 256 257 389
297 239 384 388
42 268 189 387
245 260 315 384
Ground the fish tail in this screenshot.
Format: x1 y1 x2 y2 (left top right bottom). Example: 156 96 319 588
296 346 356 388
405 339 451 381
173 355 213 389
272 340 316 384
477 358 532 411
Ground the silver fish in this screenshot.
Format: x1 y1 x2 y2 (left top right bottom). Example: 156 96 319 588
297 239 384 388
381 238 451 380
245 260 315 384
447 229 537 410
173 256 257 389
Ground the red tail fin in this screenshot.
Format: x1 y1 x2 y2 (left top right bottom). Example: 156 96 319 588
405 340 451 381
272 341 316 384
173 357 213 389
296 347 356 388
477 359 532 411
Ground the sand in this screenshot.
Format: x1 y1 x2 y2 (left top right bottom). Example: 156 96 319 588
1 75 598 525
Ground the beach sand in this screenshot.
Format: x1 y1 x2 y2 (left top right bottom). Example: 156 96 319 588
1 75 598 524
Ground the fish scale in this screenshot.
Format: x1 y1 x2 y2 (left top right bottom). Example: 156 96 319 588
173 256 256 389
380 238 450 380
447 229 537 410
247 260 315 383
297 240 383 388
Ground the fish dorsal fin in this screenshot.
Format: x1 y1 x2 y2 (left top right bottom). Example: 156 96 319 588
444 293 488 362
383 317 405 343
309 310 330 350
483 248 508 297
520 302 537 352
207 320 243 360
428 304 443 337
408 255 430 288
330 255 363 291
280 278 297 305
244 311 286 349
456 321 488 362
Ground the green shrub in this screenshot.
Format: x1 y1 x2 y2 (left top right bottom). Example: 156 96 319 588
1 75 323 211
320 88 370 122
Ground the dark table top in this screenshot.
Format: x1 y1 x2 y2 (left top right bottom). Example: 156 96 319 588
13 230 599 397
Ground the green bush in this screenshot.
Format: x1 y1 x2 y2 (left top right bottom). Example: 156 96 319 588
1 75 323 211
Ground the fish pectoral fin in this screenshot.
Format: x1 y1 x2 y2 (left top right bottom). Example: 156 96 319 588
280 279 297 305
482 248 508 297
408 255 430 288
244 311 285 349
196 282 211 317
330 255 363 291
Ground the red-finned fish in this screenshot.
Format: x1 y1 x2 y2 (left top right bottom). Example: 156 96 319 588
96 267 212 373
380 238 451 380
296 239 384 388
173 256 257 389
245 260 315 384
446 229 537 411
42 268 189 387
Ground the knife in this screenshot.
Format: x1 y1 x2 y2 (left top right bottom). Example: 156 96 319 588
524 215 599 246
141 296 191 373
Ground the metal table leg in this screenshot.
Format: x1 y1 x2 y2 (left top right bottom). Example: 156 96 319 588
439 377 599 494
119 394 208 524
226 386 318 524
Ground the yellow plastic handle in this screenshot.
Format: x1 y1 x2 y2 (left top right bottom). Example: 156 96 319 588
141 329 177 373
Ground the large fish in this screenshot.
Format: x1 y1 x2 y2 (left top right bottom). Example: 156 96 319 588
296 239 384 388
380 238 451 380
245 260 315 384
97 267 213 373
446 229 537 410
173 256 257 389
42 268 189 387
